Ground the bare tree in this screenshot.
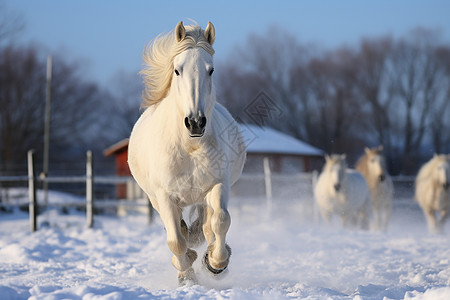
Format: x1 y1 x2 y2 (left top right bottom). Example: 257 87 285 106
430 46 450 154
0 44 106 173
353 36 398 170
0 45 45 172
298 48 366 156
217 25 307 129
103 70 145 141
0 1 25 45
389 29 449 172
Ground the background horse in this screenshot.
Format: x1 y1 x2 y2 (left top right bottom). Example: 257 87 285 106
356 146 393 231
128 21 246 284
415 154 450 234
314 154 371 229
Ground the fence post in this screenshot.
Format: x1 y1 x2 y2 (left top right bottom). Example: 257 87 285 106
28 150 37 232
263 157 272 215
86 150 94 228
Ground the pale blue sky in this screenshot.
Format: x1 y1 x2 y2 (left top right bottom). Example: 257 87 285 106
6 0 450 87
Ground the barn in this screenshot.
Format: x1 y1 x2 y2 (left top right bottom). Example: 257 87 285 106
103 124 323 198
241 124 323 173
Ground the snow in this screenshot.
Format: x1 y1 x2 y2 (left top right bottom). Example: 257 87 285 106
241 124 324 156
1 189 450 299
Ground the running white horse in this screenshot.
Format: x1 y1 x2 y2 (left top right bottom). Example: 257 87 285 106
356 146 393 231
128 21 246 284
314 154 371 229
415 154 450 234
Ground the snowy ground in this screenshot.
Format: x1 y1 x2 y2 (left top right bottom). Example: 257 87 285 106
1 190 450 299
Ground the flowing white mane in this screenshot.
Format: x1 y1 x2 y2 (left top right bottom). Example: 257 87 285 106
140 24 215 108
416 154 449 185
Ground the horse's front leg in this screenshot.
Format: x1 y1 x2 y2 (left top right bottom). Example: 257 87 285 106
157 191 197 284
423 207 438 234
437 209 449 233
203 182 231 274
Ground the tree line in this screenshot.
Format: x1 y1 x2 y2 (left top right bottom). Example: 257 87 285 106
1 14 449 175
216 26 450 174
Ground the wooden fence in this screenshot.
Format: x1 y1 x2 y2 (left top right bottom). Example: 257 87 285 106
0 150 416 233
0 150 153 232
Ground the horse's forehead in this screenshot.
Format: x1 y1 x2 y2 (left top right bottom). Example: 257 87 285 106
174 48 212 66
328 158 344 168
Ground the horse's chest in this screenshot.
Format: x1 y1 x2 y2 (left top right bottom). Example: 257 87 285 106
163 150 220 203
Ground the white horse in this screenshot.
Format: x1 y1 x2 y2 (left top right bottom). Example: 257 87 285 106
356 146 393 231
415 154 450 234
314 154 371 229
128 21 246 284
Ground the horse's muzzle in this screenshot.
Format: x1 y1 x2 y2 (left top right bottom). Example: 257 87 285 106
334 184 341 192
184 116 206 137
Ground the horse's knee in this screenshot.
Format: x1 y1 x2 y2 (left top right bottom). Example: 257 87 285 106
211 209 230 235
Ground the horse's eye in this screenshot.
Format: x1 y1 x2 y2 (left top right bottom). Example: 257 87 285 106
175 69 180 76
209 68 214 76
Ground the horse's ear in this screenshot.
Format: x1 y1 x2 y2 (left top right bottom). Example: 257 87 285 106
175 21 186 42
378 145 384 152
364 147 370 155
341 154 346 160
204 21 215 45
325 154 330 162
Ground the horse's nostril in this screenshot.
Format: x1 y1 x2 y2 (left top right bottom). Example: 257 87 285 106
334 184 341 191
199 117 207 129
379 174 386 182
184 117 191 129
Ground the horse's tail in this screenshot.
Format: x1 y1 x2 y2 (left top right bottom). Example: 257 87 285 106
186 204 206 248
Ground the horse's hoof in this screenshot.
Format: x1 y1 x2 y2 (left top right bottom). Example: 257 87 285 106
203 251 229 276
178 267 197 286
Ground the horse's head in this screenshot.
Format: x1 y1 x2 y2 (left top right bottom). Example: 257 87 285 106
434 154 450 190
172 21 216 138
365 146 387 182
325 154 347 192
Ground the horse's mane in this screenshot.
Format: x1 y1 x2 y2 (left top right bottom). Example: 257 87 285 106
356 153 369 179
416 154 448 184
140 23 215 108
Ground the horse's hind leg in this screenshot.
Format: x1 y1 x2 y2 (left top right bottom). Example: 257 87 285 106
381 201 392 231
157 192 198 284
186 205 206 248
437 209 449 233
203 183 231 275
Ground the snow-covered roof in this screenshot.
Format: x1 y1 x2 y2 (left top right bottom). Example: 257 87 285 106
240 124 323 156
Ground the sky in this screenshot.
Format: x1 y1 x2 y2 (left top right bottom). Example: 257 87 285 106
5 0 450 88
